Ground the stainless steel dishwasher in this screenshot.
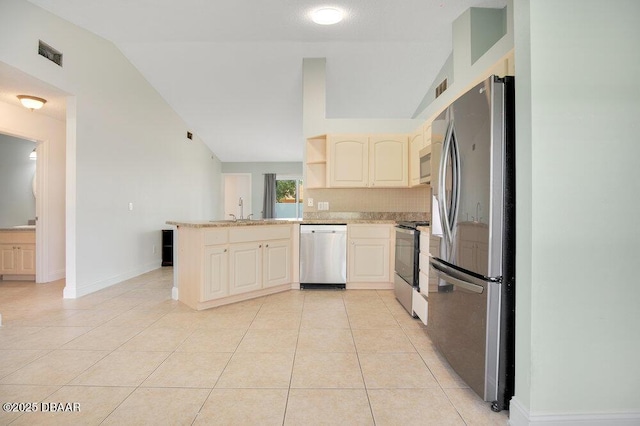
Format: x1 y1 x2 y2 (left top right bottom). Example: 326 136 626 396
299 224 347 289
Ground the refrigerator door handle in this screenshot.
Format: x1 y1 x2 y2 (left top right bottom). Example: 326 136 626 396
439 119 455 253
450 126 461 233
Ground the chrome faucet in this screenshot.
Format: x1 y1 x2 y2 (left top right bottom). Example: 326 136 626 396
238 197 244 220
228 214 237 222
247 214 254 220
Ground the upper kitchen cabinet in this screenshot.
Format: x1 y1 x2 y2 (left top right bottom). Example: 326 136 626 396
327 135 370 187
369 134 409 187
322 134 408 188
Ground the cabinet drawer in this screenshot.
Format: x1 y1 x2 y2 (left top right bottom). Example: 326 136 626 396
348 224 391 239
419 252 430 272
0 231 35 244
204 229 228 246
419 229 430 252
419 270 428 290
229 225 291 243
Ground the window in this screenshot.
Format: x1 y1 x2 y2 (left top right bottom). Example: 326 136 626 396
275 176 303 219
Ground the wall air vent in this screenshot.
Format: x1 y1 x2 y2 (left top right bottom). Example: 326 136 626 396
38 40 63 67
435 78 448 99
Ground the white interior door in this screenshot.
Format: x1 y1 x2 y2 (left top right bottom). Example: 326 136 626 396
223 174 252 220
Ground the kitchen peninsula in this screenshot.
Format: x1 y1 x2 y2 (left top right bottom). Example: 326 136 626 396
167 217 420 311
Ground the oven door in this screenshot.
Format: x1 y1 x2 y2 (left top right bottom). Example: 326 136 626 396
395 226 417 286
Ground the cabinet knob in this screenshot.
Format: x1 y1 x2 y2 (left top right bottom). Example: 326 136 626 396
224 249 227 252
259 244 262 248
266 244 269 247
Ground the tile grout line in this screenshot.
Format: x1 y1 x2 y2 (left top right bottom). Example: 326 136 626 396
345 292 378 425
191 293 266 425
280 292 306 426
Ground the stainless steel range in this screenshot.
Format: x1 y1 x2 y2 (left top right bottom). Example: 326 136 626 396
393 221 429 315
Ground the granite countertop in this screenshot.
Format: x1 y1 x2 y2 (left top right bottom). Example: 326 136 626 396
167 212 430 228
166 219 398 228
0 226 36 232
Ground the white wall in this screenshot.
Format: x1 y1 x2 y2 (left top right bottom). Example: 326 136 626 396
415 2 514 124
302 58 422 138
0 134 36 227
221 162 303 218
0 0 223 297
513 0 640 419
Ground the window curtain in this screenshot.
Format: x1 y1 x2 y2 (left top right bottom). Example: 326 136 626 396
263 173 276 219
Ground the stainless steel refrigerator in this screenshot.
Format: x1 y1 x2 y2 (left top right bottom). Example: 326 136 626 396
428 75 515 412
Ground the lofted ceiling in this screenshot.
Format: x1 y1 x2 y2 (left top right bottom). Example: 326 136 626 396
22 0 506 162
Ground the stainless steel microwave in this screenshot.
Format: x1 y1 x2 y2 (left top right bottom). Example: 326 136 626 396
419 142 442 186
419 145 432 184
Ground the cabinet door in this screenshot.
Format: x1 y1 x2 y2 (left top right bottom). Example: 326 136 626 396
202 246 229 301
16 245 35 274
263 239 291 288
328 135 369 187
0 245 16 274
369 135 409 187
229 243 262 295
409 128 425 187
348 238 390 282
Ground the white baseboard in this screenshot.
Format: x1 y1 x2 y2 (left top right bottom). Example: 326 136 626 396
346 282 394 290
509 397 640 426
46 268 65 282
63 260 161 299
171 286 178 300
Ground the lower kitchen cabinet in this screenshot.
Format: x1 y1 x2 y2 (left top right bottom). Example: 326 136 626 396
347 224 393 285
348 239 390 282
229 242 262 295
0 231 36 277
229 239 292 293
176 224 293 310
203 245 229 300
263 239 291 288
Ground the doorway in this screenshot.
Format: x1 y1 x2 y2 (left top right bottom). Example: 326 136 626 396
223 173 252 220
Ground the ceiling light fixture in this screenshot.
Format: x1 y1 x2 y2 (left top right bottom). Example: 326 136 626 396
311 7 344 25
17 95 47 111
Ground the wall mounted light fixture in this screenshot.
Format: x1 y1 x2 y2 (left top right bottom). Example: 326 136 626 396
17 95 47 111
29 148 37 160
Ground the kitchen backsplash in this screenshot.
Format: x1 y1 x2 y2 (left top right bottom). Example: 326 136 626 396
304 186 430 214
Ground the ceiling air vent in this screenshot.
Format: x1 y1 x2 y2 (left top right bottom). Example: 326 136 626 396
38 40 63 67
435 78 448 99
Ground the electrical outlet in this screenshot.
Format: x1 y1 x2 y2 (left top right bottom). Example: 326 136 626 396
307 198 314 207
128 202 134 211
318 201 329 211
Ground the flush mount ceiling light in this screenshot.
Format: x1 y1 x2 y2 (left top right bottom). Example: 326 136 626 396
311 7 344 25
17 95 47 111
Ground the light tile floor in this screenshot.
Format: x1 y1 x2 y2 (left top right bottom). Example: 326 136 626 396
0 269 509 425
